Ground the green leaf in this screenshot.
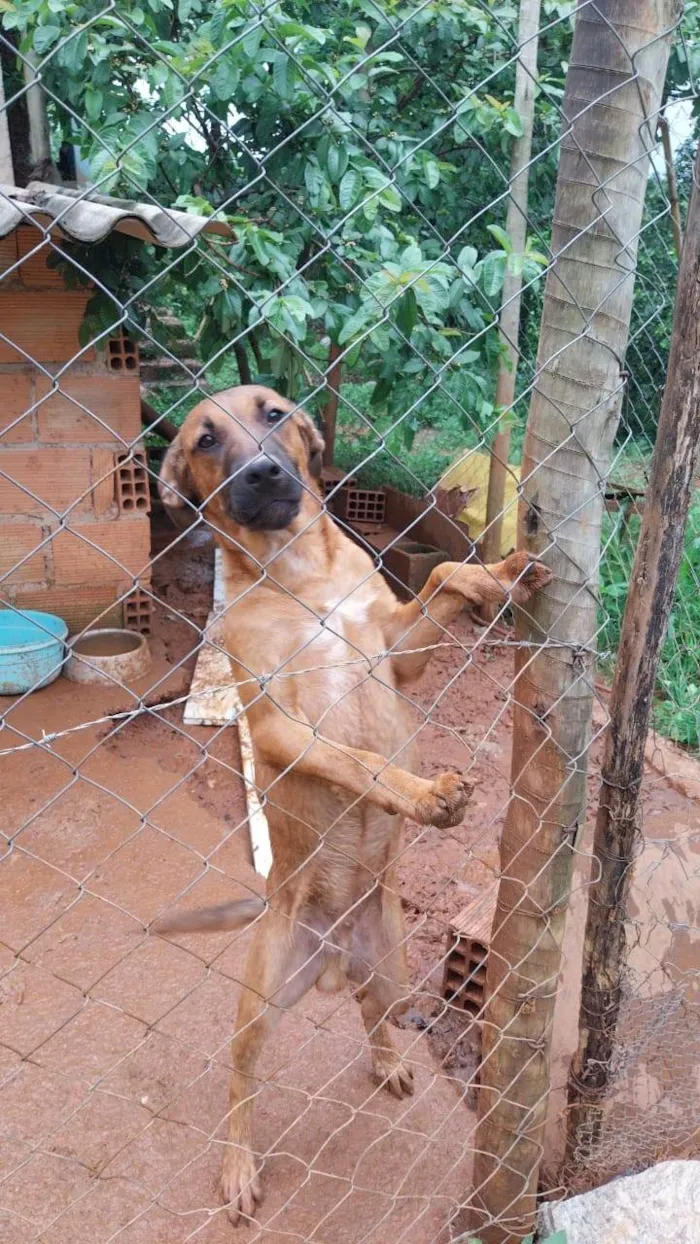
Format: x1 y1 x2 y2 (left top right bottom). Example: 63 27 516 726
273 52 295 101
400 244 422 269
84 87 104 122
33 24 61 54
61 29 87 73
504 107 524 137
339 168 361 211
363 166 389 191
242 24 262 58
249 231 273 267
424 157 440 189
327 143 349 183
379 184 402 213
457 245 478 273
481 252 507 298
395 288 417 337
212 56 240 100
487 224 512 252
304 160 326 201
338 300 378 344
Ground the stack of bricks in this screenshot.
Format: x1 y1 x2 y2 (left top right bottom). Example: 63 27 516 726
0 226 152 634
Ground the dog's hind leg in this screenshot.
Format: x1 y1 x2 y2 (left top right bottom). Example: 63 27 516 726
221 905 326 1224
349 887 415 1099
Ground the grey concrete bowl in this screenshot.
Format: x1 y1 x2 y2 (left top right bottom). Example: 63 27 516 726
65 628 151 685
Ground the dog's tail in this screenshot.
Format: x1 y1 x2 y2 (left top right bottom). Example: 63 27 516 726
152 896 265 936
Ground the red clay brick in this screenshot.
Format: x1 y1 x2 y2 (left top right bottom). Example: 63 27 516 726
0 233 19 276
51 516 151 585
15 227 67 289
0 292 93 364
9 583 129 633
0 962 83 1057
90 447 116 515
0 372 35 442
0 446 92 518
0 228 66 289
2 521 50 585
36 374 142 444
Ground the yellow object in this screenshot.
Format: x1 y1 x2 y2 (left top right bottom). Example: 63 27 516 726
440 450 520 556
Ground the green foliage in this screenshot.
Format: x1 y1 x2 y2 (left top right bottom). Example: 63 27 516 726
599 504 700 750
3 0 562 412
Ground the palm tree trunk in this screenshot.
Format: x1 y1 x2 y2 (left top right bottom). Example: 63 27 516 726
566 133 700 1171
461 4 678 1240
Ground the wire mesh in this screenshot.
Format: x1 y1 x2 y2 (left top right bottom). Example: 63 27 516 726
0 2 699 1241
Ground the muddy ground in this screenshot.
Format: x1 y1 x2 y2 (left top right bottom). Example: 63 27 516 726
1 524 698 1243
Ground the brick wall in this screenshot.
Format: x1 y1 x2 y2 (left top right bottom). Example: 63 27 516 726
1 227 151 633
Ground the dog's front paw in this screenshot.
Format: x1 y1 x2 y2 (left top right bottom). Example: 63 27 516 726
499 551 552 603
221 1145 262 1226
372 1047 415 1099
413 772 473 828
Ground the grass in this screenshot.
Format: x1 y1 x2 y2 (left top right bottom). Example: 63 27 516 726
599 503 700 750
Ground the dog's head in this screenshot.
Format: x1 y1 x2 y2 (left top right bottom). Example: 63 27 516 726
158 385 324 539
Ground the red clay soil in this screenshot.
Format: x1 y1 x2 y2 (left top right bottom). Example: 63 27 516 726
1 528 698 1243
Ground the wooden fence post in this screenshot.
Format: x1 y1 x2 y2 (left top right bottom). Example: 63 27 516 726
565 134 700 1168
459 4 678 1241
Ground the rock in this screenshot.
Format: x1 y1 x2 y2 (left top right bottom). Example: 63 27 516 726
538 1160 700 1244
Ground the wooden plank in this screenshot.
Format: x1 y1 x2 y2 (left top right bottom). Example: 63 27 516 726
450 891 498 945
183 550 272 878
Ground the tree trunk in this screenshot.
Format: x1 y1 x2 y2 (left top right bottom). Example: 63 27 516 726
321 341 342 467
233 339 252 386
0 60 15 183
462 5 677 1241
23 53 51 167
481 0 542 564
0 35 32 186
658 111 683 255
565 135 700 1170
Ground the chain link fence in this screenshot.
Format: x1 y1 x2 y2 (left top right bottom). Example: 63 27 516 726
1 2 699 1241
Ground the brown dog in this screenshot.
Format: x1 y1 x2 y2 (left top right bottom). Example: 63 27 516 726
155 384 551 1224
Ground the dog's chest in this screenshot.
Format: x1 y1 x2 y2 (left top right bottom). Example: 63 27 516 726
289 590 413 752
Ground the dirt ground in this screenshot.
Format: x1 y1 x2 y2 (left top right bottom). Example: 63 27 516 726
1 525 699 1243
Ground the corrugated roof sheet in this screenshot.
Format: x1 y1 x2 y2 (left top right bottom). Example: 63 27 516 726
0 182 232 247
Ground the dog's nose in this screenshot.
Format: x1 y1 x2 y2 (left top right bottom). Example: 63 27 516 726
242 456 283 489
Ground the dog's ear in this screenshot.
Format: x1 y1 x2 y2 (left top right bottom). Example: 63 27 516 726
158 437 198 529
298 413 325 479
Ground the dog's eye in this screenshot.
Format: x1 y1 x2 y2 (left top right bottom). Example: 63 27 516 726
266 408 286 425
197 432 217 450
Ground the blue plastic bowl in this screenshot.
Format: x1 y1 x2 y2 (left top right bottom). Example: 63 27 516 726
0 609 68 695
